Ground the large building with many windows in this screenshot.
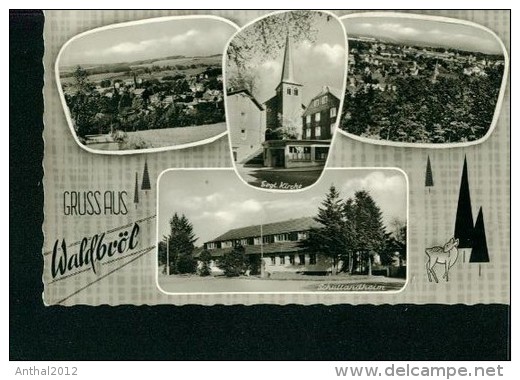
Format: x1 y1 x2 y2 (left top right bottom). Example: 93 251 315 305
198 217 333 274
302 86 341 141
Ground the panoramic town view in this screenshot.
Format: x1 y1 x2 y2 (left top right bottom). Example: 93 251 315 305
57 18 236 151
157 169 407 293
341 17 506 144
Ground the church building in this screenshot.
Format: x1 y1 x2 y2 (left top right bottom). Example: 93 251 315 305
264 35 305 136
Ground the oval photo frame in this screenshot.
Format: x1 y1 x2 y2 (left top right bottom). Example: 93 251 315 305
338 12 509 148
223 10 348 192
55 15 239 155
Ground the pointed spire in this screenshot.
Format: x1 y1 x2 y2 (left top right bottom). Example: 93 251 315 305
133 172 139 205
141 160 151 191
281 34 296 84
425 155 434 188
470 207 489 264
454 156 474 249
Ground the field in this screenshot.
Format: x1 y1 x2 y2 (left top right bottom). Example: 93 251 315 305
59 56 221 88
87 122 227 151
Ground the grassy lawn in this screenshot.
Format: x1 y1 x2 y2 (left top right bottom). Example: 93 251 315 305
88 122 227 151
127 122 227 148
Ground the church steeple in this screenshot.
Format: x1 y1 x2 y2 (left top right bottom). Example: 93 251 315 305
265 34 303 133
280 34 299 85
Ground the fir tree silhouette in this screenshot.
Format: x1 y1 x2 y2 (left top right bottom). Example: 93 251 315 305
454 156 474 262
141 160 151 191
425 155 434 193
133 172 139 208
470 207 490 277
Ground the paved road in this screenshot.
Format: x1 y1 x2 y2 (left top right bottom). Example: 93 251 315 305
158 275 406 293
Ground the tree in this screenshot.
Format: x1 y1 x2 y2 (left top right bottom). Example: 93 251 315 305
141 160 151 191
164 213 198 274
157 240 168 274
176 254 198 274
381 218 407 267
454 156 474 262
217 244 248 277
226 11 327 101
226 71 257 94
133 172 139 208
198 250 212 277
469 207 490 277
227 11 321 73
68 66 96 138
71 66 94 95
425 155 434 192
246 254 262 275
300 185 351 274
345 191 387 276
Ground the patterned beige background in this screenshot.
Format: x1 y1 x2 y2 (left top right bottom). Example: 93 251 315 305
43 10 510 305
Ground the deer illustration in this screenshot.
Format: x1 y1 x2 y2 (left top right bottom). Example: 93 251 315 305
425 237 459 283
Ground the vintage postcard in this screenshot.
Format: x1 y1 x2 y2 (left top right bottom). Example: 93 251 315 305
42 10 510 306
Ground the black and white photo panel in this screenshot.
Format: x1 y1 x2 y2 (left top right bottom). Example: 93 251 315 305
339 13 508 147
224 10 347 191
157 168 408 294
56 16 238 154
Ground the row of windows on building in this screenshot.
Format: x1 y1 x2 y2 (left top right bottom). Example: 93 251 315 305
287 146 328 161
305 107 337 125
303 124 336 139
286 87 299 96
268 253 317 266
313 95 329 107
205 232 309 250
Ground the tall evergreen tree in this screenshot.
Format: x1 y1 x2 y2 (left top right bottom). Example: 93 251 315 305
299 185 352 274
166 213 198 274
345 190 387 276
425 155 434 192
133 172 139 207
454 156 474 262
141 160 151 191
470 207 490 277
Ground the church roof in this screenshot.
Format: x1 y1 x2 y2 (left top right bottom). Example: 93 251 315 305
280 35 301 86
227 88 264 111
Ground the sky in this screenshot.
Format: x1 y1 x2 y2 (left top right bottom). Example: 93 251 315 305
229 12 347 106
59 18 237 66
343 16 504 55
158 169 407 246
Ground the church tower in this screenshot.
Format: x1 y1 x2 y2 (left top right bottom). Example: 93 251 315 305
265 35 303 135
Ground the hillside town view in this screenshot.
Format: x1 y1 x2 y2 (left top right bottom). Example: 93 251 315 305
57 19 236 151
60 57 226 150
341 36 505 143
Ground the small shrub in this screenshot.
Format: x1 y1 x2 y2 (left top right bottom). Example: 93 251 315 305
176 254 197 274
217 245 247 277
112 130 128 143
198 250 212 277
120 135 153 150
